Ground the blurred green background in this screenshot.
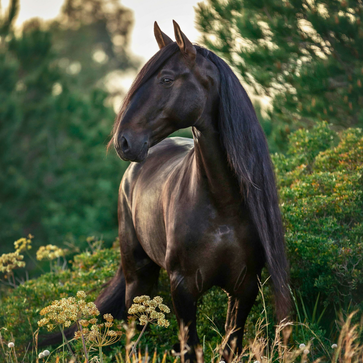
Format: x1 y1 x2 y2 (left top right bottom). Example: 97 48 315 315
0 0 139 254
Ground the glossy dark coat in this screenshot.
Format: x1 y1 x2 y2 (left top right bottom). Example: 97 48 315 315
97 21 290 361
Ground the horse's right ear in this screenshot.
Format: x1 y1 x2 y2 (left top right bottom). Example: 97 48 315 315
154 22 173 49
173 20 196 63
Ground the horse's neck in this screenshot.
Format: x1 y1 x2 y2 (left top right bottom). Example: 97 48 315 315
192 126 241 208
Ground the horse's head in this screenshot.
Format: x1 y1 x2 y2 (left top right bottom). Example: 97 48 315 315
113 21 219 162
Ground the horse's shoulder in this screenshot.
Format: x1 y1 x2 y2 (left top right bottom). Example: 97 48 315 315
150 136 194 154
138 137 194 168
121 137 193 191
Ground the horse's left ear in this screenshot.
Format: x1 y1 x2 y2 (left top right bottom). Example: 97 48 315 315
173 20 196 63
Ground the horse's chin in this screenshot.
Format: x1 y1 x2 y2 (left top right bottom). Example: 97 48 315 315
117 146 149 163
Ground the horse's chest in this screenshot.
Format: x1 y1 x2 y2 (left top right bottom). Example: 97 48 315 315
167 203 251 259
165 207 259 294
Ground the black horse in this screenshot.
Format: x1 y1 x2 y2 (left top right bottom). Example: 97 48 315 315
95 21 290 360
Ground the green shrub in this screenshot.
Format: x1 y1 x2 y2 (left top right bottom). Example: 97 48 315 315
273 123 363 315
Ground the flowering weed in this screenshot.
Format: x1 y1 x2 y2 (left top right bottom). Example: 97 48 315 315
128 295 170 328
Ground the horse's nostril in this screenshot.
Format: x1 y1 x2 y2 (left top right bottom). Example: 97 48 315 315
121 136 130 152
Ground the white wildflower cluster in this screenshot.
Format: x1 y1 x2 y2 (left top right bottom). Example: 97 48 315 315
36 244 64 261
38 291 99 331
38 350 50 359
299 343 309 354
128 295 170 328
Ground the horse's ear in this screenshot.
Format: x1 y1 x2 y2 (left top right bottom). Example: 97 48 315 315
173 20 196 63
154 22 173 49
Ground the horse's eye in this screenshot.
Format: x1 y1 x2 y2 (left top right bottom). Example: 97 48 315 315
161 77 173 84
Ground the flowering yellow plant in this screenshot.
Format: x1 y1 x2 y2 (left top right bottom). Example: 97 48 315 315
38 290 99 331
128 295 170 328
36 244 64 261
38 291 124 363
0 235 35 274
0 252 25 273
74 313 123 347
14 234 33 253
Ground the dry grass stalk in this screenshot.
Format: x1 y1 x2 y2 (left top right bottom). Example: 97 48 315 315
333 312 363 363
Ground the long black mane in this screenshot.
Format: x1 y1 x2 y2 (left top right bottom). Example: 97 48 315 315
111 43 290 319
200 48 290 319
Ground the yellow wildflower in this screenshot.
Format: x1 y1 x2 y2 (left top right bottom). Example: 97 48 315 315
14 235 33 253
128 295 170 328
36 245 64 261
38 291 100 330
103 314 113 322
0 252 26 273
77 291 87 299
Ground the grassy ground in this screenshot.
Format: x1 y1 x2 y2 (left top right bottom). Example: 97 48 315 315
1 239 362 363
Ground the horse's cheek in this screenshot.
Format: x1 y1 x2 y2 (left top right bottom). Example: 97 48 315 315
168 84 204 124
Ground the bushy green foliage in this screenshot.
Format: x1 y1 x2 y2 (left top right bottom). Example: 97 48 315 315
273 122 363 313
196 0 363 140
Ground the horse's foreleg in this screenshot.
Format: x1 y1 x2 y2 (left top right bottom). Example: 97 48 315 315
169 273 199 362
119 195 161 310
124 262 161 309
223 276 259 360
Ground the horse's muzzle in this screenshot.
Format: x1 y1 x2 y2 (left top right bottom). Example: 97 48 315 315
114 134 149 162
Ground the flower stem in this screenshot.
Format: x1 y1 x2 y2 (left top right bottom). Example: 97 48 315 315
129 322 148 358
25 251 45 273
11 346 18 363
59 326 77 363
61 326 64 363
11 273 16 288
77 322 89 363
99 346 103 363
